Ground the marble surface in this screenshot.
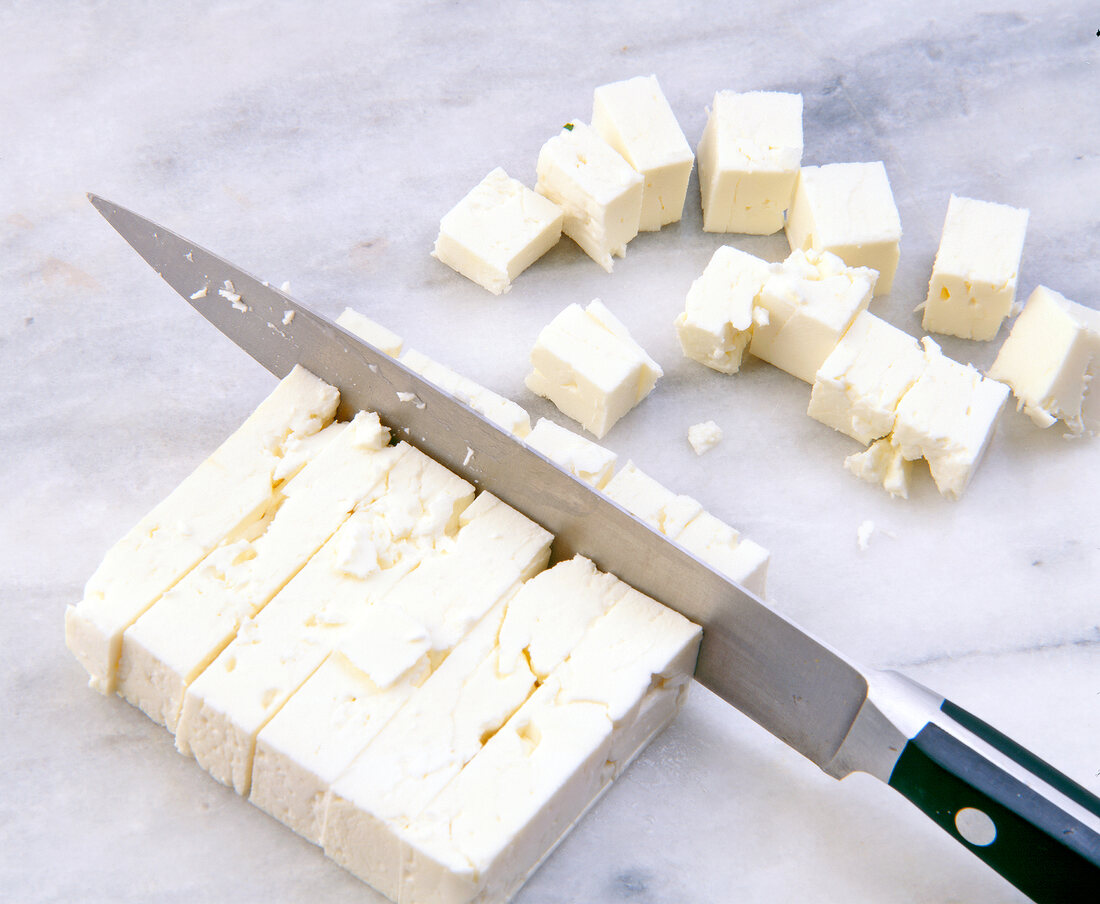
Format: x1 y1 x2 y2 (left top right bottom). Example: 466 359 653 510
2 2 1098 901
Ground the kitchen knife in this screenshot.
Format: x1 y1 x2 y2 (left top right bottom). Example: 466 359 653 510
88 194 1100 903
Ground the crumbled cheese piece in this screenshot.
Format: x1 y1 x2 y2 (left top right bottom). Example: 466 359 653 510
432 167 564 295
750 248 876 383
808 311 926 444
921 195 1029 340
987 285 1100 435
336 306 403 357
279 281 291 293
218 280 242 304
281 310 295 326
857 520 875 550
190 286 208 300
535 121 644 272
64 366 339 694
526 299 662 439
591 74 694 231
674 245 773 374
785 162 902 295
525 417 618 489
687 420 722 455
697 90 804 235
844 437 912 499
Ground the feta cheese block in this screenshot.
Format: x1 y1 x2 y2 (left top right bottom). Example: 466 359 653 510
535 121 644 272
696 90 804 235
750 249 876 384
987 285 1100 435
591 75 694 231
674 245 773 374
524 417 618 489
335 307 404 357
335 576 701 904
844 437 913 499
687 420 722 455
116 411 401 731
604 461 769 596
65 365 340 694
249 492 552 842
785 162 902 295
432 167 564 295
892 339 1010 499
808 311 927 444
175 444 476 794
921 195 1029 340
526 299 662 439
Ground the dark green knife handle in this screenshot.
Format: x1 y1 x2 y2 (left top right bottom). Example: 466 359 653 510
888 699 1100 903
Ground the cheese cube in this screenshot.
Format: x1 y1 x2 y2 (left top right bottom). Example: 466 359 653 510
921 195 1029 340
808 311 926 444
750 249 876 384
431 167 564 295
892 339 1010 499
535 122 644 272
591 75 694 231
175 445 475 794
64 365 340 694
785 162 902 294
844 437 913 499
524 417 618 489
116 412 401 731
335 307 403 357
687 420 722 455
697 90 804 235
526 299 662 439
987 285 1100 434
674 245 774 374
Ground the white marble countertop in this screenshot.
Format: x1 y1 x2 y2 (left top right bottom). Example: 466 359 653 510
2 2 1097 901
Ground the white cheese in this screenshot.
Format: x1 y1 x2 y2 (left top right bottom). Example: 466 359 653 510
892 339 1010 499
921 195 1029 340
535 121 643 272
175 445 475 794
603 461 702 537
687 420 722 455
697 90 803 235
335 307 404 357
116 412 400 731
432 167 564 295
750 248 876 384
674 245 773 374
526 299 662 439
987 285 1100 434
844 437 912 499
808 311 926 444
64 365 339 694
785 162 902 295
591 75 694 232
524 417 618 489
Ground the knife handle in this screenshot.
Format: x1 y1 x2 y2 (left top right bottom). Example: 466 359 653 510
887 697 1100 903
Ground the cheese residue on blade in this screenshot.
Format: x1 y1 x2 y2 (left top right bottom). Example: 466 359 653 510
190 286 208 300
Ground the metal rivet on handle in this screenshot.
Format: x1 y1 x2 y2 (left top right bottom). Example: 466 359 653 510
955 807 997 846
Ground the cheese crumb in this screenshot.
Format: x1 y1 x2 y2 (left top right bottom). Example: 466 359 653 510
857 520 875 550
189 286 208 300
282 310 295 326
687 421 722 455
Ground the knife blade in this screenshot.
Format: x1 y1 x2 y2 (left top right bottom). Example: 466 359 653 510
88 194 1100 902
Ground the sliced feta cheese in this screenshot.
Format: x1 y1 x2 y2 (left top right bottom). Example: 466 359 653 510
335 307 404 357
921 195 1029 340
987 285 1100 434
535 121 643 272
525 417 618 489
401 348 532 438
808 311 926 444
687 420 722 455
674 245 773 374
892 339 1010 499
526 299 662 439
785 162 902 295
696 90 803 235
844 436 912 499
591 75 694 231
116 412 400 731
175 445 475 794
64 365 339 694
432 167 564 295
603 461 702 537
750 249 876 383
249 492 552 842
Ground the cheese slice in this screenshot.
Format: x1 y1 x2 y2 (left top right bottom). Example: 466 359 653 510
524 417 618 489
335 307 404 357
65 365 339 694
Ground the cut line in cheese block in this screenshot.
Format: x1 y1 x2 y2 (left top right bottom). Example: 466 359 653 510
64 365 340 694
116 411 402 731
176 444 476 794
